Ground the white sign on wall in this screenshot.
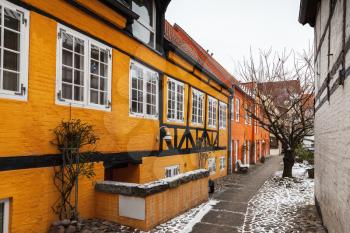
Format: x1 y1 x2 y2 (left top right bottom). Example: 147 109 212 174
119 195 146 220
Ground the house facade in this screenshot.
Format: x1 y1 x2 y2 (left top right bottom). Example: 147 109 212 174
231 84 270 171
0 0 270 232
299 0 350 232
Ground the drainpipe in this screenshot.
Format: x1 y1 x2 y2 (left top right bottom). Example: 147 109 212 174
227 87 234 174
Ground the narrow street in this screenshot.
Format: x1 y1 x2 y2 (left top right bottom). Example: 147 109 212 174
191 156 283 233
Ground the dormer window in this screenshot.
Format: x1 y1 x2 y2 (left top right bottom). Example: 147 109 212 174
130 0 156 48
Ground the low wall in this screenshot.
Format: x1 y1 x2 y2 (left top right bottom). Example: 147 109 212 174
95 169 209 231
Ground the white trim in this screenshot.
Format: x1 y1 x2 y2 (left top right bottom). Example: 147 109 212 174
166 77 184 123
191 88 204 125
0 198 9 233
219 101 227 129
235 98 240 122
55 24 112 112
129 60 159 120
208 96 218 129
0 1 30 101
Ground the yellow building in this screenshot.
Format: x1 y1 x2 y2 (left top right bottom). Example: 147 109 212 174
0 0 232 232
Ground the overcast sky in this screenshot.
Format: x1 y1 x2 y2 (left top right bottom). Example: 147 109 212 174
166 0 313 78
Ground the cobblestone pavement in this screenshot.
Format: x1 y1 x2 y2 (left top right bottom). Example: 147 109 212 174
191 156 283 233
242 166 327 233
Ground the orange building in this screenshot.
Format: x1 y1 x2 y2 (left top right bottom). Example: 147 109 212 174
231 84 270 171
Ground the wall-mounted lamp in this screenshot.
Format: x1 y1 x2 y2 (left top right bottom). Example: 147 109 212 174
160 126 173 150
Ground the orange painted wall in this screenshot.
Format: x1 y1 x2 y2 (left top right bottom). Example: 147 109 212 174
231 87 270 170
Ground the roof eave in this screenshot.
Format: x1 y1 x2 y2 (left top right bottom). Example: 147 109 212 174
298 0 319 27
165 39 233 94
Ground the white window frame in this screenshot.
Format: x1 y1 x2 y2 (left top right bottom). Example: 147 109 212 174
235 98 240 122
191 88 204 125
219 156 225 171
0 198 9 233
230 98 234 121
167 77 184 122
0 1 29 101
131 0 156 49
219 102 227 129
165 165 180 178
56 24 112 111
208 96 218 129
208 157 216 174
129 60 159 119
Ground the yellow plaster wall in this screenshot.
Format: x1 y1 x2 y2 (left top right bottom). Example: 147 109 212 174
0 163 104 233
95 177 208 231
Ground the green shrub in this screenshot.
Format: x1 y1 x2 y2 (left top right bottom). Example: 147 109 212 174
295 144 314 163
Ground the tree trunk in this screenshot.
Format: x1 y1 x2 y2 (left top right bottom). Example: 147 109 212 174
282 150 295 178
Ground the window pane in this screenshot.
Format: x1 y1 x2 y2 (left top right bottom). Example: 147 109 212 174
4 29 19 51
62 33 73 50
62 83 72 100
91 46 99 60
74 38 84 54
4 8 20 31
90 60 99 75
62 50 73 66
132 21 154 48
100 63 107 77
90 90 98 104
100 50 108 63
74 70 83 85
3 50 19 71
74 86 83 101
74 54 84 70
100 92 106 105
100 78 106 91
131 0 153 27
62 67 72 83
90 75 98 89
3 71 18 91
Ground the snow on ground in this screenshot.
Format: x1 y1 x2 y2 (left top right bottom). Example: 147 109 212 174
241 163 326 233
151 199 219 233
80 199 219 233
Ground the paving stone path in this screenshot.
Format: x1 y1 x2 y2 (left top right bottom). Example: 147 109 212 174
191 156 285 233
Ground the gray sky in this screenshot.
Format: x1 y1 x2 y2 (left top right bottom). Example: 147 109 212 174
166 0 313 77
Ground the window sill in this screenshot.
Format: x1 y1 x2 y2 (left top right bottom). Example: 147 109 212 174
167 119 185 124
129 113 159 121
0 92 27 102
56 99 112 112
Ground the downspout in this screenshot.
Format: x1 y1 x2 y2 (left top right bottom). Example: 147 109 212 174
227 87 234 174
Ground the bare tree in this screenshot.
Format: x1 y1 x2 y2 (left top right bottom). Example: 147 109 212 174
238 49 314 177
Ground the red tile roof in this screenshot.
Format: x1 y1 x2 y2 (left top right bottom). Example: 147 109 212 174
164 21 238 88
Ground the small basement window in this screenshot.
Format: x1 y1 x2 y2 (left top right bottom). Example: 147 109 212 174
165 165 180 178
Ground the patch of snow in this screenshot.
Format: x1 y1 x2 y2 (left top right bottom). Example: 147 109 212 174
274 162 312 178
242 167 325 232
98 169 208 189
150 199 219 233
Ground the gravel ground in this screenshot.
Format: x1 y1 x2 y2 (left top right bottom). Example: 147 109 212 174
241 163 327 233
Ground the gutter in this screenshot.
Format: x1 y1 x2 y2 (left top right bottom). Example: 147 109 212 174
165 40 233 94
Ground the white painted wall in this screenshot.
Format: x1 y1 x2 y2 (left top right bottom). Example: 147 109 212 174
314 1 350 232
